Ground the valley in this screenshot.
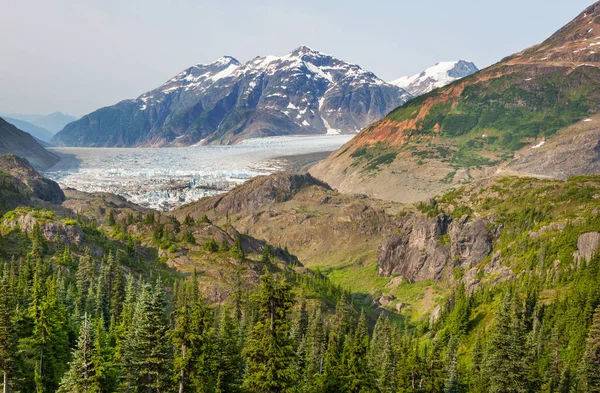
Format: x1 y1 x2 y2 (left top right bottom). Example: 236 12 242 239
3 0 600 392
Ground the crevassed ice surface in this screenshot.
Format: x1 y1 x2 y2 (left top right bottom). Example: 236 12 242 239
44 135 352 211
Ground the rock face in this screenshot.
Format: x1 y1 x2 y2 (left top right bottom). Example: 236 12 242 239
389 60 478 97
377 213 492 282
574 232 600 262
0 118 60 170
3 211 83 247
507 117 600 179
0 154 65 204
187 172 331 215
52 46 412 147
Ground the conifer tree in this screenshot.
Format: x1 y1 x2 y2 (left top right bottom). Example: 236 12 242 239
483 293 528 393
340 312 375 393
304 306 326 387
557 365 571 393
0 276 14 393
230 237 245 259
580 304 600 392
216 309 244 392
120 279 172 392
57 314 101 393
444 337 460 393
369 313 395 393
243 272 297 393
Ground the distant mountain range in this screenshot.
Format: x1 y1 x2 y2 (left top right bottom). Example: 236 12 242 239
2 116 55 143
390 60 479 97
2 112 77 134
52 46 414 147
0 117 60 170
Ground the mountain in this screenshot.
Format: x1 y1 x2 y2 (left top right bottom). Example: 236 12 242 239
311 1 600 203
51 46 412 147
0 117 60 170
390 60 479 96
33 111 77 133
0 154 65 204
2 112 77 133
2 116 55 142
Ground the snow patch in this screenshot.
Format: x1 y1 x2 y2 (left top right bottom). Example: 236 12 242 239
531 141 545 149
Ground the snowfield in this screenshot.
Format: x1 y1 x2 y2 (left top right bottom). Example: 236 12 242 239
45 135 352 211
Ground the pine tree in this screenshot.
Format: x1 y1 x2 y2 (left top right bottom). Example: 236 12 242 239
216 309 244 392
243 272 297 393
580 304 600 392
120 279 173 392
57 314 101 393
340 312 375 393
107 209 116 226
0 275 14 393
444 337 460 393
482 292 528 393
230 237 245 259
304 306 326 388
557 365 571 393
369 313 396 393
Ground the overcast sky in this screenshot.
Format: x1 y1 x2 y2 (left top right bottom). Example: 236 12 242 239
0 0 593 117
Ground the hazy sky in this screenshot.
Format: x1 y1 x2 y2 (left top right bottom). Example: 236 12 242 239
0 0 593 117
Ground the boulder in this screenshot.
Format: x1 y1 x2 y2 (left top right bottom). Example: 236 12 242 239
574 232 600 262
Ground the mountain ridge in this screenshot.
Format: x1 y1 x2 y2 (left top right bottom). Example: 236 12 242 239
0 117 60 171
52 46 412 147
311 1 600 203
390 60 479 97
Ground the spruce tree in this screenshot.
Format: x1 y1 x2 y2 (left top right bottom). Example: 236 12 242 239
340 312 375 393
482 293 528 393
304 306 326 387
580 304 600 392
0 276 14 393
243 272 297 393
444 337 460 393
57 314 101 393
216 309 244 392
369 313 396 393
120 279 172 392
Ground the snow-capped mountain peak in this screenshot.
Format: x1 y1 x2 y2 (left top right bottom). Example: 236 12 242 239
390 60 478 97
54 46 412 147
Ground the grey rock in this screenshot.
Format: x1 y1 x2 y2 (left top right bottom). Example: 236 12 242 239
4 211 83 247
377 213 493 282
574 232 600 262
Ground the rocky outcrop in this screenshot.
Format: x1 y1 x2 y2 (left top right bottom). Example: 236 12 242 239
507 118 600 179
183 172 331 216
3 211 83 247
0 154 65 204
574 232 600 262
377 213 493 282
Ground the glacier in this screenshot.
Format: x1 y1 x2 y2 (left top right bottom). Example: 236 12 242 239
44 135 352 211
